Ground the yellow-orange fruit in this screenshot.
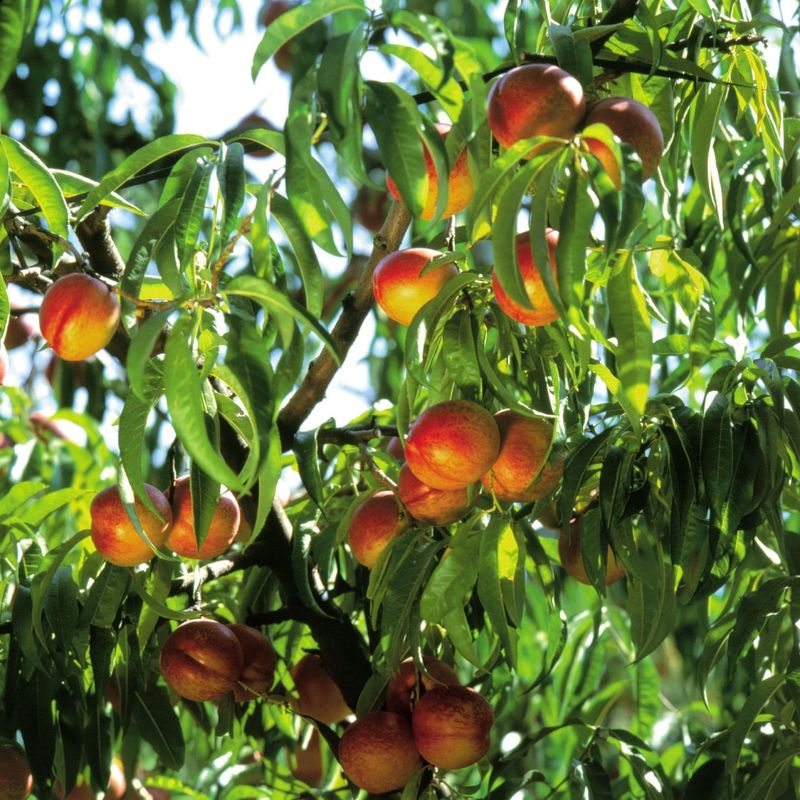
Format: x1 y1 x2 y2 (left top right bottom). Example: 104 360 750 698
492 229 560 327
405 400 501 491
165 476 241 560
386 123 474 220
291 653 351 725
39 273 120 361
373 248 458 326
160 619 244 702
347 491 409 569
582 96 664 186
411 685 493 769
227 623 278 702
385 656 461 718
90 484 172 567
0 743 33 800
481 410 563 502
338 711 422 794
558 516 626 586
291 728 323 787
397 464 476 526
487 64 585 151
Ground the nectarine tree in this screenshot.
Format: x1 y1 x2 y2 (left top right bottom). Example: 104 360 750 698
0 0 797 798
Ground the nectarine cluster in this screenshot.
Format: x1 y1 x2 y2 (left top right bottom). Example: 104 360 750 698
160 619 277 703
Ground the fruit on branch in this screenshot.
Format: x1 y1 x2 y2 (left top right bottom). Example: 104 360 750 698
0 345 7 386
411 685 493 769
354 185 390 233
57 759 126 800
258 0 296 72
291 727 323 787
481 410 563 502
90 484 172 567
492 229 560 327
291 653 351 725
372 248 459 326
39 273 120 361
4 313 34 349
165 476 241 560
0 743 33 800
558 515 626 586
387 435 405 461
337 711 423 794
397 463 476 526
346 490 409 568
582 97 664 186
487 64 585 152
405 400 501 491
385 656 461 718
160 619 245 702
386 122 474 220
227 623 278 702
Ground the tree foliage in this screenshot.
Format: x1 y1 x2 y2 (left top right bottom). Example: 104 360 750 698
1 0 799 797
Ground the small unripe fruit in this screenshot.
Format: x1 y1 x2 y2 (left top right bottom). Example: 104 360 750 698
405 400 501 491
165 476 241 559
160 619 245 702
412 685 493 769
558 516 626 586
338 711 422 794
487 64 585 151
90 484 172 567
492 230 560 327
481 411 563 502
39 273 120 361
386 123 474 220
385 656 461 718
397 464 476 526
373 248 458 326
227 623 278 702
0 743 33 800
291 653 351 725
347 491 409 569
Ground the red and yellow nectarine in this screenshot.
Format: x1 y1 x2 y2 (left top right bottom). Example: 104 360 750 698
385 656 461 718
347 491 409 569
397 464 476 526
291 653 351 725
0 743 33 800
227 623 277 702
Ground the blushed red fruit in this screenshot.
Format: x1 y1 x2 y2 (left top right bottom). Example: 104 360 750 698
259 0 296 72
558 516 625 586
291 728 323 787
481 410 563 502
397 464 476 526
405 400 501 491
39 273 120 361
160 619 245 702
373 248 458 326
411 685 493 769
90 484 172 567
386 123 474 220
487 64 585 152
165 476 241 559
227 623 278 702
385 656 461 718
338 711 422 794
347 491 409 569
582 97 664 186
492 229 560 327
291 653 351 725
0 743 33 800
0 345 7 386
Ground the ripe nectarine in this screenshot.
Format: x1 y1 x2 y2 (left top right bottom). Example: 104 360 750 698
558 516 625 586
405 400 501 491
291 653 351 725
227 623 277 702
373 248 458 326
412 685 493 769
487 64 585 151
347 491 409 569
90 484 172 567
0 743 33 800
481 410 563 502
386 123 474 220
160 619 245 702
385 656 460 718
492 229 560 327
338 711 422 794
397 463 476 526
39 273 120 361
165 476 241 560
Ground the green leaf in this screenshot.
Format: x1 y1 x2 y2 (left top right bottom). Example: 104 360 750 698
252 0 367 80
548 24 593 87
739 747 800 800
0 0 24 93
174 157 213 271
132 683 185 770
689 84 726 228
188 461 219 555
217 142 245 245
52 170 142 214
293 428 326 509
700 393 732 521
43 566 79 658
126 310 172 399
556 170 593 321
627 561 677 660
80 564 131 628
420 532 480 620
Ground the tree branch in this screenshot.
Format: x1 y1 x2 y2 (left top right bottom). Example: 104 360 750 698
74 206 126 281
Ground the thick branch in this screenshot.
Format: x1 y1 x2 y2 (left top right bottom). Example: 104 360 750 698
277 199 412 448
75 206 126 281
